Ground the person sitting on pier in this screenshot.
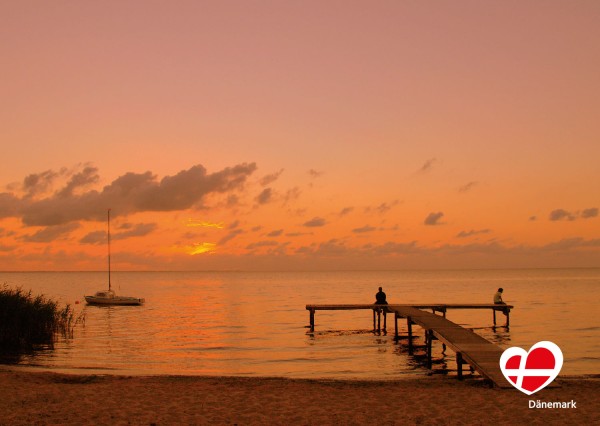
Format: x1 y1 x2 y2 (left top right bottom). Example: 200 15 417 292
375 287 388 305
493 288 508 316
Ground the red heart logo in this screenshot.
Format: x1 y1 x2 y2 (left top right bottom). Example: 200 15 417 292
500 341 563 395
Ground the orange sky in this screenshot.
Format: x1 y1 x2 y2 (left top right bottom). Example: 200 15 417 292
1 1 599 271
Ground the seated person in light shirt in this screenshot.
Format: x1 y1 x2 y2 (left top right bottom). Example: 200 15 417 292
494 287 508 316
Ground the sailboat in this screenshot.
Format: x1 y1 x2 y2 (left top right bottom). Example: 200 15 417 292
84 209 145 306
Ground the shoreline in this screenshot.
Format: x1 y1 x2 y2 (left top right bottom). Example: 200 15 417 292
2 364 598 381
1 369 598 425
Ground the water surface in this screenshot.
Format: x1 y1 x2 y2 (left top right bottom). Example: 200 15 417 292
2 269 598 379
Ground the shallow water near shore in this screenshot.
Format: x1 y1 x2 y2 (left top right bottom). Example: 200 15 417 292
2 269 599 379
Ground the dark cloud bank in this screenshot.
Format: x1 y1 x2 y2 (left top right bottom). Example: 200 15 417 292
1 163 257 227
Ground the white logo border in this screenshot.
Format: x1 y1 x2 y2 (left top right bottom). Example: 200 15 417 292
499 341 563 395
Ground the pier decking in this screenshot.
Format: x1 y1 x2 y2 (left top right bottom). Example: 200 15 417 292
305 303 513 387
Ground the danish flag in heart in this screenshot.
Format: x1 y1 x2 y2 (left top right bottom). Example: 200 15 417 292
499 341 563 395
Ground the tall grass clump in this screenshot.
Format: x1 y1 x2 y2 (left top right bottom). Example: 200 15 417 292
0 285 80 354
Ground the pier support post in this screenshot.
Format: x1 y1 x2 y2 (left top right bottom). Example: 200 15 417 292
383 310 387 331
426 330 433 369
309 308 315 331
493 309 497 326
506 309 510 327
377 309 381 333
457 352 463 380
394 312 398 341
373 309 376 331
407 317 413 355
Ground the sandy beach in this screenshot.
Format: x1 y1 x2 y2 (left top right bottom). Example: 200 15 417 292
0 370 597 425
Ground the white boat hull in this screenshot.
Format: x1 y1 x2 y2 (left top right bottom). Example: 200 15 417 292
84 296 145 306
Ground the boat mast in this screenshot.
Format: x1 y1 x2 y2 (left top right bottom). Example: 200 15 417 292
108 208 111 291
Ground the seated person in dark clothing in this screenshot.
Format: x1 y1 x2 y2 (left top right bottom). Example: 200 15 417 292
375 286 388 304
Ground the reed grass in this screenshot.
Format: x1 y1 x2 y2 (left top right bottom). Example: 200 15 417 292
0 285 81 353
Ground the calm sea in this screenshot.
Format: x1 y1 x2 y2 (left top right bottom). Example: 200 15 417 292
2 269 599 379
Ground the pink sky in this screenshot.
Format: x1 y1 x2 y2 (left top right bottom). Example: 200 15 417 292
1 1 599 270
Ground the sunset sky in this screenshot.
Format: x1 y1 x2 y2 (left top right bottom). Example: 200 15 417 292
1 1 599 271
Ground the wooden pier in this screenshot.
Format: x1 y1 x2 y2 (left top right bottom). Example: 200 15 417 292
305 303 513 387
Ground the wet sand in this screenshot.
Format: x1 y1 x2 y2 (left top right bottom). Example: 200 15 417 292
0 370 597 425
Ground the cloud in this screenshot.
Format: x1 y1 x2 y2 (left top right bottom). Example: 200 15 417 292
113 223 157 240
424 212 444 226
366 200 399 215
432 241 510 256
339 207 354 216
267 229 283 237
255 188 273 205
222 194 240 208
21 223 80 243
286 232 313 237
458 181 478 193
22 169 62 197
541 237 600 251
255 186 301 206
549 209 576 221
79 231 106 245
137 163 256 210
246 240 279 250
297 239 421 258
352 225 376 233
308 169 324 178
456 229 491 238
549 207 598 221
80 223 157 244
371 241 419 255
56 166 100 197
296 239 349 256
0 193 22 218
378 201 399 214
17 163 256 226
283 187 301 204
219 229 244 245
0 227 15 237
303 217 327 227
418 158 437 173
259 169 284 186
582 208 598 219
529 216 537 221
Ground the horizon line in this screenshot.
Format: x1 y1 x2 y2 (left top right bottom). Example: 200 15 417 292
2 266 599 274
